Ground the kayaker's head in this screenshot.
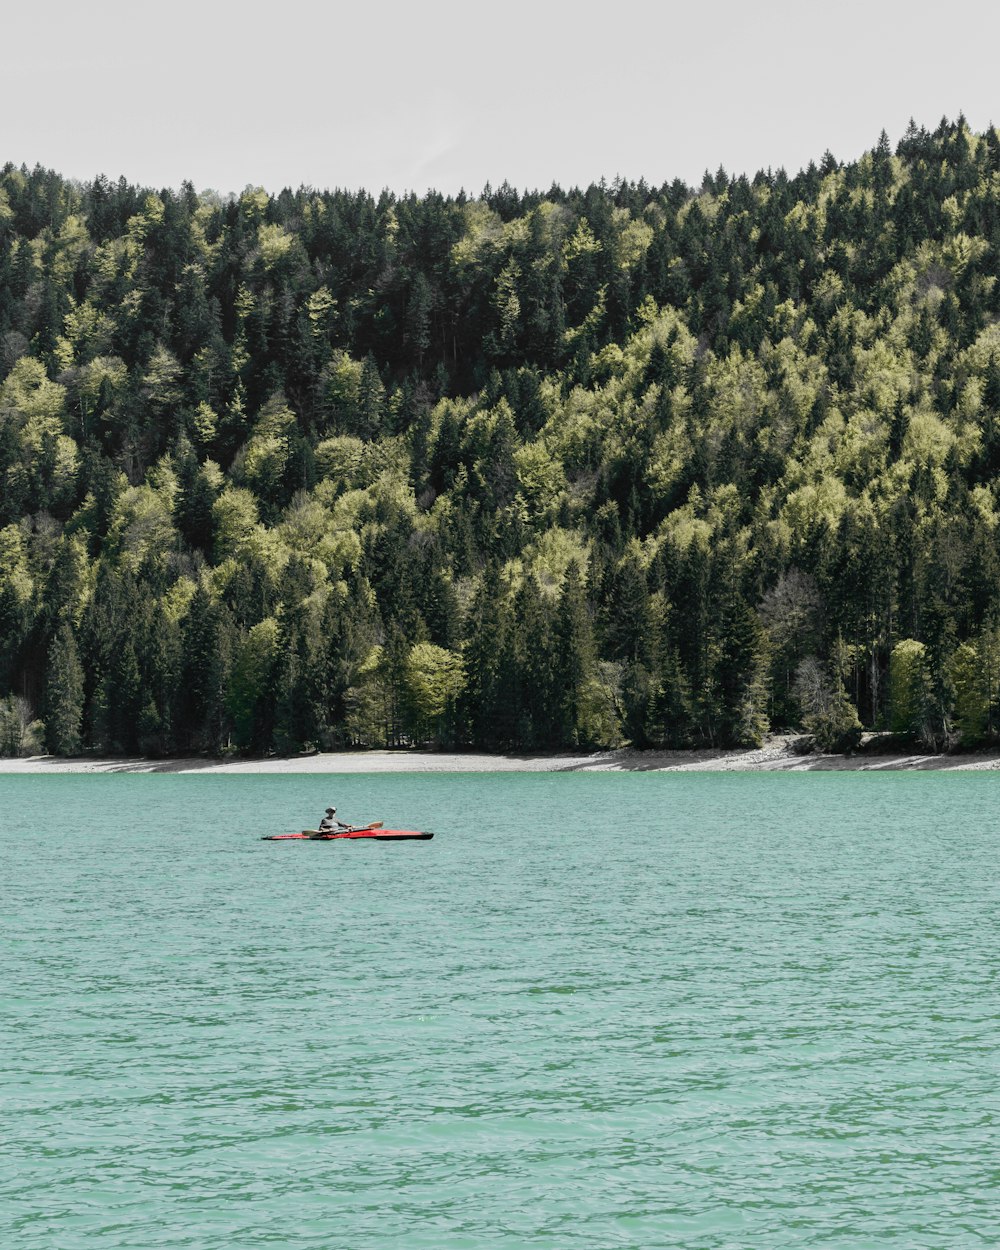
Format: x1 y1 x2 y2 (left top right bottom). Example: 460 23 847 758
326 806 336 814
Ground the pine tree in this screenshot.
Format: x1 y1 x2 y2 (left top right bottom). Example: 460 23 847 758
179 586 231 752
603 551 654 666
357 354 386 441
553 561 596 745
109 639 143 753
511 574 556 747
273 621 315 754
45 622 84 755
461 567 515 747
715 593 770 747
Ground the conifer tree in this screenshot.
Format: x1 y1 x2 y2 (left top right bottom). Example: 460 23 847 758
179 587 231 752
715 593 770 747
553 560 596 745
45 622 84 755
461 567 514 747
511 574 556 747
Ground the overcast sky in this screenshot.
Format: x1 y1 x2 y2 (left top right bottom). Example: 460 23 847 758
2 0 997 196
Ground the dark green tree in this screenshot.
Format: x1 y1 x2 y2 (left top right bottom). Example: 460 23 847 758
44 622 84 755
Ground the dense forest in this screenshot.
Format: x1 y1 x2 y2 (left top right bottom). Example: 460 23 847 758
2 116 1000 757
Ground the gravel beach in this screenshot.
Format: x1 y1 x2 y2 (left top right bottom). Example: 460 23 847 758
2 736 998 773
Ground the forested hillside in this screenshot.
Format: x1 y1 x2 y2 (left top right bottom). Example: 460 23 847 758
2 117 1000 757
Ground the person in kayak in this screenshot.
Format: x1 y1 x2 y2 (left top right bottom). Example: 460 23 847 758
318 806 350 834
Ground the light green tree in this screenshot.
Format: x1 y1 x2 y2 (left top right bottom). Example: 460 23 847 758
889 639 934 744
228 618 280 750
212 487 260 561
949 632 1000 746
406 643 465 743
949 643 986 746
347 630 411 746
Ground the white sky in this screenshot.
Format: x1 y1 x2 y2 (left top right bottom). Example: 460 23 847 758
2 0 997 196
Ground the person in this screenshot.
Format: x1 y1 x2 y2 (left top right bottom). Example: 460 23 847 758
317 806 350 834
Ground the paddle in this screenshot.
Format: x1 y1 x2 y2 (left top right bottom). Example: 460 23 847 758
305 821 384 839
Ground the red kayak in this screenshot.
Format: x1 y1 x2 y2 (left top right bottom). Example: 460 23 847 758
262 827 433 842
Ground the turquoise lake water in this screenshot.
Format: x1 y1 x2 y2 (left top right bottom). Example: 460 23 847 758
2 772 998 1249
